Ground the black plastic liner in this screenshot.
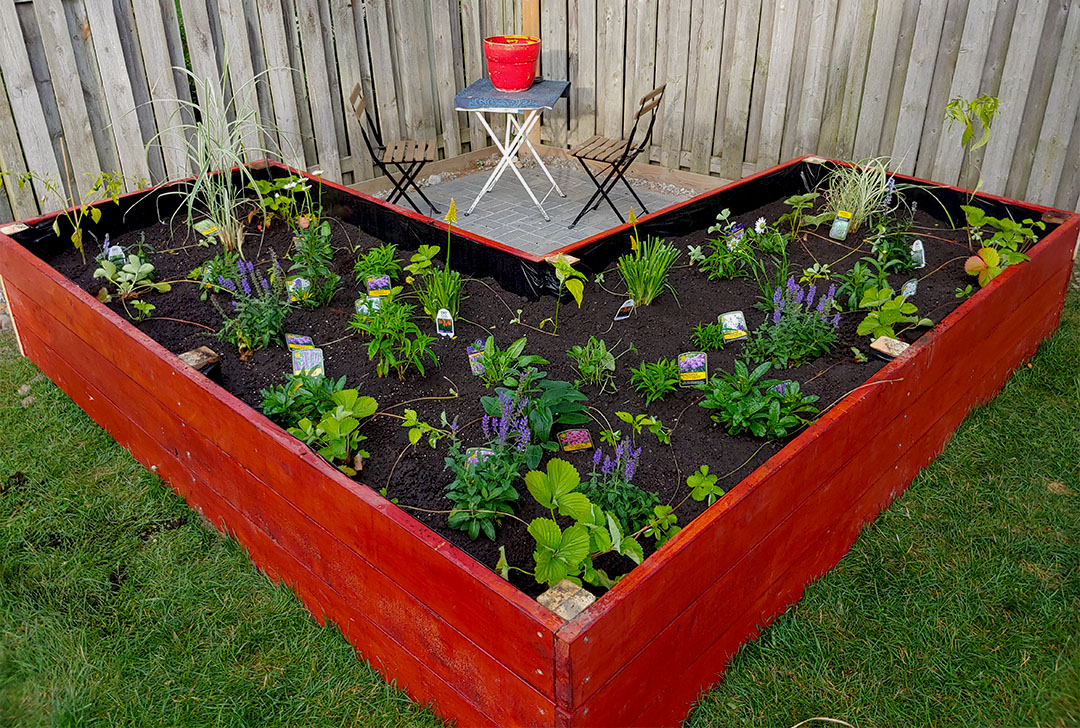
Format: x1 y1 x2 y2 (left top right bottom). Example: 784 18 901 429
12 159 1059 301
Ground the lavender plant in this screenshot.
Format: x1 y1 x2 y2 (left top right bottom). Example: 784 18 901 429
443 390 529 540
578 442 659 534
743 279 841 368
214 255 292 359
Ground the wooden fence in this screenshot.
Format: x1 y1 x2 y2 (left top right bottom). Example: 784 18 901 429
0 0 1077 224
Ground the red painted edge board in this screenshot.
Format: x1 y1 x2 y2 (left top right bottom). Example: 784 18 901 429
4 286 558 726
567 268 1067 726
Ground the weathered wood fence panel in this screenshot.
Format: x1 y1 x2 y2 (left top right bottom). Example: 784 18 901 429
1 0 1077 222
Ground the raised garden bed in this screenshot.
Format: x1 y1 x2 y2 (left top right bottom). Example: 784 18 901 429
1 156 1075 726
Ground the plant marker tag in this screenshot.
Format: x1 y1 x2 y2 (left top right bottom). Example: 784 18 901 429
829 210 853 241
285 334 314 350
106 244 125 261
464 447 495 470
726 223 745 250
719 311 748 341
436 308 455 338
537 579 596 620
614 299 635 321
558 429 593 452
291 347 324 377
365 274 391 297
911 239 926 268
467 339 485 375
870 336 909 361
901 279 918 298
287 277 312 302
679 351 708 386
178 346 222 384
193 219 219 238
354 296 382 316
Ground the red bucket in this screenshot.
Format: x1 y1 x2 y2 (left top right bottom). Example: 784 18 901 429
484 35 540 92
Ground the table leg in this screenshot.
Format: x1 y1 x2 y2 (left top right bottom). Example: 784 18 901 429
465 110 552 221
508 114 566 200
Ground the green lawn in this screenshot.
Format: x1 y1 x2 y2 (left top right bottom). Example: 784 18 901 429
1 293 1077 727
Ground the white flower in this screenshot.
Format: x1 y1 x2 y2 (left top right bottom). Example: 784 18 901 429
311 169 324 176
283 181 298 190
298 184 311 192
754 217 767 234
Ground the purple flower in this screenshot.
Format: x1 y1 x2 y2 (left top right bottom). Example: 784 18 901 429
772 287 783 306
217 276 236 292
806 284 817 308
786 277 798 298
260 276 270 292
240 273 252 296
825 283 837 301
830 313 841 328
816 295 828 314
482 414 492 439
624 446 642 481
794 286 805 305
602 455 614 477
772 307 783 325
592 448 603 467
771 381 789 395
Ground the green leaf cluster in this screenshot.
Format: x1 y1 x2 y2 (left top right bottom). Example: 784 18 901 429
405 244 462 319
350 291 438 379
699 360 819 439
567 336 618 393
475 336 549 389
691 321 727 352
443 436 523 541
94 254 171 301
259 373 349 426
630 358 680 405
353 243 401 284
287 390 378 476
617 234 680 306
288 220 340 307
687 465 725 506
855 287 933 339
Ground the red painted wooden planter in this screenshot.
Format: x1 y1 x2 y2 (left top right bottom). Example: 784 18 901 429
0 156 1075 727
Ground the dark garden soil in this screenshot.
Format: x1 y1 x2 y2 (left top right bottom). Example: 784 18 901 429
43 195 978 597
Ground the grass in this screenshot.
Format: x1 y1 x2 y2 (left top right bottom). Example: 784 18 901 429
1 292 1078 727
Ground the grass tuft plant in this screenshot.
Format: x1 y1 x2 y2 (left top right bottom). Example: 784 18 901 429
617 234 681 306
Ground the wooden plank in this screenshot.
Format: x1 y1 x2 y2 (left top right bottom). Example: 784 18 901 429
316 0 349 169
538 0 568 148
460 0 487 151
851 0 905 159
0 0 62 203
216 0 262 161
365 0 402 142
688 0 725 175
622 0 657 137
757 0 799 169
709 0 740 159
834 0 878 161
175 0 223 120
595 0 625 140
296 0 343 179
129 0 188 179
0 68 38 218
255 0 304 168
778 0 815 161
659 0 691 169
392 0 436 142
743 0 775 166
980 0 1050 195
279 0 317 166
1006 0 1071 200
112 0 163 183
876 0 921 158
890 2 948 174
912 0 970 180
678 0 707 154
929 0 998 186
328 0 373 179
431 0 462 157
568 0 597 144
1048 80 1080 213
16 0 66 186
816 0 860 158
792 0 838 156
720 0 761 179
31 0 100 196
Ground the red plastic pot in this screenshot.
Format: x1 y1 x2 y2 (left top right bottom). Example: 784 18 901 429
483 35 540 92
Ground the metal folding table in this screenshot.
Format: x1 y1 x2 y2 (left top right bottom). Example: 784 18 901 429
453 78 570 221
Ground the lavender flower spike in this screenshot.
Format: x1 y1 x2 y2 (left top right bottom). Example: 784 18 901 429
806 284 817 308
601 456 614 477
772 307 783 325
593 448 603 467
772 287 783 306
830 313 841 328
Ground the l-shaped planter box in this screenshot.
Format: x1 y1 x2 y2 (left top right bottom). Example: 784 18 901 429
0 156 1076 726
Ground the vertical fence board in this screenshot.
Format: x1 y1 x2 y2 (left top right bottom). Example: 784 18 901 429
756 0 797 170
329 0 373 179
911 0 969 180
254 0 304 168
113 0 164 182
876 0 920 160
851 0 903 159
431 0 462 156
833 0 877 161
792 0 837 156
366 0 403 142
539 0 568 147
460 0 487 150
0 66 38 217
295 1 343 179
816 0 859 158
778 0 814 161
595 0 625 139
890 1 948 173
660 0 691 169
743 0 775 166
720 0 761 178
689 0 726 175
130 0 188 178
217 0 263 161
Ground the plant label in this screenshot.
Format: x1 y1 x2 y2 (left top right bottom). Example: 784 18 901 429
287 277 312 302
291 347 324 377
726 223 745 250
365 274 391 297
558 429 593 452
829 210 852 241
901 279 918 298
193 219 219 238
354 296 382 316
285 334 314 350
719 311 748 341
436 308 455 338
678 351 708 386
464 447 494 470
614 299 635 321
105 245 125 262
870 336 909 361
911 239 926 269
467 339 485 375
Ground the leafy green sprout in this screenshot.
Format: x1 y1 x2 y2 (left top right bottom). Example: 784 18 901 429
687 465 725 506
855 287 933 340
944 95 999 195
615 411 671 445
94 254 172 302
541 254 586 334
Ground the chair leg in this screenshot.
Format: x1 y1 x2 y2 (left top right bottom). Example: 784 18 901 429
613 161 650 215
569 158 623 229
392 160 441 216
378 159 423 213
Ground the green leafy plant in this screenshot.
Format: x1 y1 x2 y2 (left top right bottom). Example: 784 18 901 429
404 244 462 319
743 279 840 369
599 428 621 448
822 158 895 234
855 287 933 339
961 205 1042 257
130 300 155 321
691 321 727 352
699 360 820 439
567 336 619 393
259 373 348 426
643 505 680 547
799 262 833 285
614 412 671 445
287 390 378 476
686 244 706 266
955 284 973 299
248 175 302 229
289 220 340 307
867 213 918 273
354 242 401 284
580 443 658 535
944 95 999 194
964 247 1003 287
778 192 829 240
541 253 586 334
475 336 548 388
835 258 894 311
350 290 438 379
687 465 725 506
94 254 171 302
481 371 589 469
401 409 454 449
11 167 125 261
188 248 240 300
630 358 680 405
214 256 292 359
617 235 681 306
851 346 868 363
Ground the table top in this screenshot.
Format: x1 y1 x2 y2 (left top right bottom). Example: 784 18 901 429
453 78 570 113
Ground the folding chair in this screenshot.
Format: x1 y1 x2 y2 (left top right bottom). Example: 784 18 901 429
349 83 440 215
567 84 666 229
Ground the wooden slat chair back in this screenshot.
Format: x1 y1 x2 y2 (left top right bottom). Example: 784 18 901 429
568 83 667 228
348 83 440 214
